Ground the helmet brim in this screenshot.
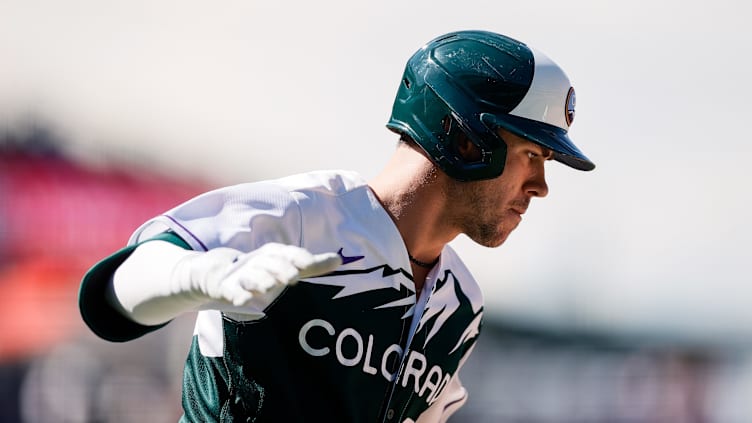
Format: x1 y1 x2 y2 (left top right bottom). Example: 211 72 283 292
484 113 595 171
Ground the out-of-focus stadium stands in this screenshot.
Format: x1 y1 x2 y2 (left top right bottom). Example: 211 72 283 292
0 122 209 361
452 323 752 422
0 122 207 421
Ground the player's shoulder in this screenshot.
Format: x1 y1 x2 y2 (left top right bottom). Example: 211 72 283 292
184 170 364 208
268 169 367 197
441 244 471 275
441 245 484 304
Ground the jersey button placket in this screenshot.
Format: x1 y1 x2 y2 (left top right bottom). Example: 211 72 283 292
386 408 395 420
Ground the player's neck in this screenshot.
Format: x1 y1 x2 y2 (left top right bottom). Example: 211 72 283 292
369 146 457 264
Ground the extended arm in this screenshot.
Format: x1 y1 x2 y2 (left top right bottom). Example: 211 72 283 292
79 232 340 341
414 374 468 423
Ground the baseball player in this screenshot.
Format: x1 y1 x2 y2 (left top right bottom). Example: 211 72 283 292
79 30 594 422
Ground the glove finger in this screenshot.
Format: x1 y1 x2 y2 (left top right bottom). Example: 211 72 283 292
236 268 279 293
254 255 301 284
218 279 254 306
259 246 333 283
285 247 317 270
297 253 342 279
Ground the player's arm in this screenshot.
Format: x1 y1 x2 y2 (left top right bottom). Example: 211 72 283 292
79 232 341 342
414 373 468 423
78 231 189 342
413 341 478 423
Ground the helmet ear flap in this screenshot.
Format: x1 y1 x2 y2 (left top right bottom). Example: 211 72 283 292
441 114 483 164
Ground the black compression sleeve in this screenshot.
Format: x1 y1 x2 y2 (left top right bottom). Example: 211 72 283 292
77 231 191 342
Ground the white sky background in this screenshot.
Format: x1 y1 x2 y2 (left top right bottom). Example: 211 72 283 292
2 0 751 345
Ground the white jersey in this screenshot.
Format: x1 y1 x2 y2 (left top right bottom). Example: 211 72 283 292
128 170 484 422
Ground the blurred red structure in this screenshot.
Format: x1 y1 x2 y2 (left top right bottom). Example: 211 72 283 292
0 150 209 360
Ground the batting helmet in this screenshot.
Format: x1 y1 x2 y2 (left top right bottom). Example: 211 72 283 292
387 30 595 181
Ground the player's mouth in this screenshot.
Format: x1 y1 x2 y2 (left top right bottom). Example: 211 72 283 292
510 206 527 217
508 199 530 218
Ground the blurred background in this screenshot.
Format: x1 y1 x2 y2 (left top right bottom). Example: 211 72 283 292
1 0 751 421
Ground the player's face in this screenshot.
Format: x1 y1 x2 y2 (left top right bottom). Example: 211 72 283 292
448 130 551 247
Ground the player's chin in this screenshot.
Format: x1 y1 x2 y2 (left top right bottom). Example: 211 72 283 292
470 224 515 248
488 231 513 248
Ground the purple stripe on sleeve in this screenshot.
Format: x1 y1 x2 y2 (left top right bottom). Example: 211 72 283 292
163 214 209 251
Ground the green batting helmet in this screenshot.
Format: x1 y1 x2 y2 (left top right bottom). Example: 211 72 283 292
387 30 595 181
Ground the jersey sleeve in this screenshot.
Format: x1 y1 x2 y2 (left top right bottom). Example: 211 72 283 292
130 181 303 253
80 182 304 342
78 232 191 342
413 374 467 423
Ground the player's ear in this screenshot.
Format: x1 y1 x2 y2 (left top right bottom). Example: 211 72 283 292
455 133 482 163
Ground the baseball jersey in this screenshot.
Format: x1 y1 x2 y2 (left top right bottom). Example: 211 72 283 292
79 170 484 423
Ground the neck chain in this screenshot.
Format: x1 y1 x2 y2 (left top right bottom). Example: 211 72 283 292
408 253 440 269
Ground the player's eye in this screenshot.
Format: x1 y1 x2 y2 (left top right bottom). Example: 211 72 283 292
527 151 538 159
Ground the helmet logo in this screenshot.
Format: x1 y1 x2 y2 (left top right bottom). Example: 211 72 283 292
565 87 576 127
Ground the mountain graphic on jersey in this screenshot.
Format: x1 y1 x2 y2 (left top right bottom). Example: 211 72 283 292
306 264 482 352
416 269 482 353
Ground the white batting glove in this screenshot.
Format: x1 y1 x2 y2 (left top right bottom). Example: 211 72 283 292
177 243 342 307
110 241 341 326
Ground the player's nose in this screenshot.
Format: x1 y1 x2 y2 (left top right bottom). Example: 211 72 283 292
525 167 549 198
